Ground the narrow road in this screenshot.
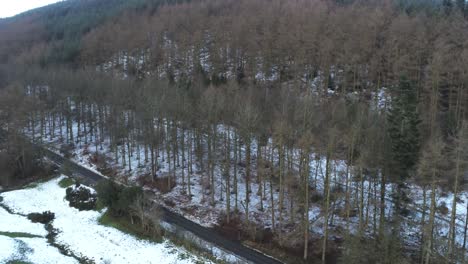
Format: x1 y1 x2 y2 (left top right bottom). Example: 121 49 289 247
41 147 284 264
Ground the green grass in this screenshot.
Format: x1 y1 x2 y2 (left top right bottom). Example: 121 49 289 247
58 177 75 188
98 211 162 243
7 260 33 264
23 183 38 189
0 231 42 239
164 229 227 264
94 199 106 212
98 210 221 264
99 215 217 263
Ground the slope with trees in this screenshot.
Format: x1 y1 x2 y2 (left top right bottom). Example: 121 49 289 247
1 0 468 263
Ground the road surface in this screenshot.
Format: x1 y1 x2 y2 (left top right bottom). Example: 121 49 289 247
41 147 284 264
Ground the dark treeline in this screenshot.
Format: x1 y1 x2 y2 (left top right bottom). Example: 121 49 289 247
0 0 184 65
1 0 468 263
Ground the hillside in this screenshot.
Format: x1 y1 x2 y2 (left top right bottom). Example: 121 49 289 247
0 0 175 64
1 0 468 263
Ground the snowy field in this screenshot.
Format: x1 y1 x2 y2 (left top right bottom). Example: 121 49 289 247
0 196 75 263
0 176 212 264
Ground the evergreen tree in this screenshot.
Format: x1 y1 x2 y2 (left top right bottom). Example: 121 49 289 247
387 76 422 184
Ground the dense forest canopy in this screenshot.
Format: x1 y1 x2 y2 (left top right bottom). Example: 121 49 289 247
0 0 184 64
1 0 468 263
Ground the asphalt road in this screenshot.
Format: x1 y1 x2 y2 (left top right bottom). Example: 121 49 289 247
41 147 284 264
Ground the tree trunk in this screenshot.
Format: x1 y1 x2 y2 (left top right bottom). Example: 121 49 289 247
303 151 310 260
245 135 251 222
424 175 437 264
322 151 331 264
225 130 231 223
449 141 462 260
234 133 238 212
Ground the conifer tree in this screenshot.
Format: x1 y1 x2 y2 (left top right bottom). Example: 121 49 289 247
388 76 422 183
387 76 422 214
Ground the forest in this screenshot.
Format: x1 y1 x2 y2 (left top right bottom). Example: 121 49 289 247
1 0 468 263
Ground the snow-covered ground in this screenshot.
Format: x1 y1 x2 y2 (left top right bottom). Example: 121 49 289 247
0 176 212 264
0 207 47 237
0 236 78 264
0 205 76 264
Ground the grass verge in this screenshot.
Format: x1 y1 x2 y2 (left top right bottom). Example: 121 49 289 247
0 231 42 238
23 183 38 189
22 173 61 190
94 199 106 212
98 211 162 243
165 231 226 264
7 260 33 264
58 177 75 188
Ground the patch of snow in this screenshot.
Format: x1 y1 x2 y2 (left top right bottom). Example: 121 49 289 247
0 236 77 264
0 235 17 261
371 87 390 110
1 176 211 264
0 207 47 237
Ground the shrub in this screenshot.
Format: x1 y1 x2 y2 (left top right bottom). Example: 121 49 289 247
28 211 55 224
96 180 121 210
96 180 143 215
116 186 143 211
65 183 97 211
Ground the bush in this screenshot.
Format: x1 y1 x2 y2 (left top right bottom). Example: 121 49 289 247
65 183 97 211
99 207 162 242
96 180 121 210
116 186 143 212
28 211 55 224
96 180 143 215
